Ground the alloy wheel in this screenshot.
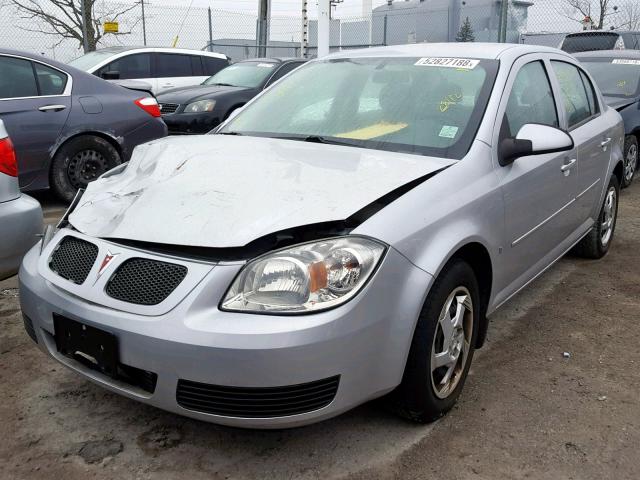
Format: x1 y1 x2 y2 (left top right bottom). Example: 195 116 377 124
600 186 617 247
625 143 637 184
430 286 474 400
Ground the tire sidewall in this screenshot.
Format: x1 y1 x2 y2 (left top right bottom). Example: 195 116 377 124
50 135 120 203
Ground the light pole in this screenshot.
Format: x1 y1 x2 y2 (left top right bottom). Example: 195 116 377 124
317 0 330 57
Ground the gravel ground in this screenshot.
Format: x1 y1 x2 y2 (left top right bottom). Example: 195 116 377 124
1 181 638 480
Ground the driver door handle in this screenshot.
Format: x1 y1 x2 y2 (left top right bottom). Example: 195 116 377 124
561 158 577 174
38 104 66 112
600 137 612 148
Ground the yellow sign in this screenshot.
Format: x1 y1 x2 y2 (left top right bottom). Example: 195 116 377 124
104 22 119 33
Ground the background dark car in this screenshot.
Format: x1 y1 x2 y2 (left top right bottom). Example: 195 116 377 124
560 31 640 53
575 50 640 187
0 49 167 202
157 58 306 135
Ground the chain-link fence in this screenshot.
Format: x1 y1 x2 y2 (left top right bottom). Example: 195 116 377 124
1 0 639 64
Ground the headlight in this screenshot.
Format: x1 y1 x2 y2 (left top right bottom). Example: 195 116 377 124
221 236 386 314
184 99 216 113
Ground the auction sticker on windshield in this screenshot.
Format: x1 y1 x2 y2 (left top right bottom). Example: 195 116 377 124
612 59 640 66
415 57 479 69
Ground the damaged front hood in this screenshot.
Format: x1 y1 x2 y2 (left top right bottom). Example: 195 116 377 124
69 135 454 248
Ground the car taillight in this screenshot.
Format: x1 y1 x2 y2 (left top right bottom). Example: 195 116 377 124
135 97 161 117
0 136 18 177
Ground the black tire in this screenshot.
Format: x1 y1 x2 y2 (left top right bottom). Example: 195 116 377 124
621 135 638 189
572 175 619 259
50 135 121 203
389 259 480 423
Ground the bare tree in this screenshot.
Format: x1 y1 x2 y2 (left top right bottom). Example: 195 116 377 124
617 2 640 30
9 0 140 52
561 0 614 30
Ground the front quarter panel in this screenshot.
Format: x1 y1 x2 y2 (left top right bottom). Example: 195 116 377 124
355 141 504 300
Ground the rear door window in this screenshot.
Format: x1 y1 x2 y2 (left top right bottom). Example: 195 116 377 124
0 56 38 99
34 63 67 95
98 53 152 79
155 54 193 77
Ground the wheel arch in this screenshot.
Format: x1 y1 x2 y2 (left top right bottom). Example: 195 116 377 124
50 130 124 166
612 158 625 186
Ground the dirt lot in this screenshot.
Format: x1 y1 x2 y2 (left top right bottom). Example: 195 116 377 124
1 183 638 480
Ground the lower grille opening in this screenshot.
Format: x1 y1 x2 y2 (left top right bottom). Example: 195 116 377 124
176 376 340 418
22 315 37 344
68 352 158 394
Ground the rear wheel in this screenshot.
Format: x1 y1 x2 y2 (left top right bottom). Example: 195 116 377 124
389 259 479 423
572 175 619 259
50 135 121 203
622 135 637 188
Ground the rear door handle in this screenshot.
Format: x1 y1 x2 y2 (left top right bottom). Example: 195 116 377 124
600 137 612 149
38 104 66 112
561 158 577 175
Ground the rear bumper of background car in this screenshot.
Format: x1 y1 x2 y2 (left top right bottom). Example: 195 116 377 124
0 194 42 280
18 232 432 428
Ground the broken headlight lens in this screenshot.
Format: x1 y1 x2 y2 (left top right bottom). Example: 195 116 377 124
221 236 386 314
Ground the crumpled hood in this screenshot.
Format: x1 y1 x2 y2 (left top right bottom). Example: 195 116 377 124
603 95 638 111
69 135 454 248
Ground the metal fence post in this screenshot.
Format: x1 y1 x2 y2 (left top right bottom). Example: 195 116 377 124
141 0 147 46
208 7 213 52
498 0 508 42
383 14 388 46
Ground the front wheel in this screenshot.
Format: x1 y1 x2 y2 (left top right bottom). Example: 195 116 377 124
622 135 637 188
50 135 121 203
572 175 619 259
389 259 479 423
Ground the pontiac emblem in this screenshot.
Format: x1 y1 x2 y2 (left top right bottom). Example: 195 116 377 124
97 251 119 278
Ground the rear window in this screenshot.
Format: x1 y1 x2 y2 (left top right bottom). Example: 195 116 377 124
561 33 620 53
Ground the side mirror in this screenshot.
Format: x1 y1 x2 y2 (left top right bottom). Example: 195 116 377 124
499 124 574 166
101 70 120 80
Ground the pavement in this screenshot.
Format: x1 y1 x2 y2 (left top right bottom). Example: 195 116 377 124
1 181 638 480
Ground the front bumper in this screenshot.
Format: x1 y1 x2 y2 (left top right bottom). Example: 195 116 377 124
162 112 221 135
19 232 432 428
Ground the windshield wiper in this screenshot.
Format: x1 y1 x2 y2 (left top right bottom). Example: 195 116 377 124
218 131 243 136
272 134 358 146
209 82 235 87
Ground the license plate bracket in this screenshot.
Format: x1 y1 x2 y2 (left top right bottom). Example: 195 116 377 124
53 314 118 377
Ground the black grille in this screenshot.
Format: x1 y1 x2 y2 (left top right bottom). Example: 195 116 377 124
176 376 340 418
23 315 37 344
159 103 179 114
105 258 187 306
49 236 98 284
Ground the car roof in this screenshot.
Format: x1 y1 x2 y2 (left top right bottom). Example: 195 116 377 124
237 57 306 64
91 46 228 58
0 48 78 71
325 42 568 61
574 49 640 58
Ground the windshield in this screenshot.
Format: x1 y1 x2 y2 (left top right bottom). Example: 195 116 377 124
203 62 277 88
561 33 619 53
220 57 498 159
580 58 640 98
68 50 117 71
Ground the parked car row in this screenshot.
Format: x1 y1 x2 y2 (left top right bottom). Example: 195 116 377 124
16 43 628 429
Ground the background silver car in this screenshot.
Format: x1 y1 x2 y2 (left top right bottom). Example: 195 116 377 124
20 43 624 428
0 120 42 280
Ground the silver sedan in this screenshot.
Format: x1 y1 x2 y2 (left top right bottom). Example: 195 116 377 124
0 120 42 280
19 43 624 428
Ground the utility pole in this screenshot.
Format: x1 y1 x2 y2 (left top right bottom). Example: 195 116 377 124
208 7 213 51
141 0 147 46
317 0 330 57
79 0 90 53
257 0 270 57
498 0 508 42
300 0 308 58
